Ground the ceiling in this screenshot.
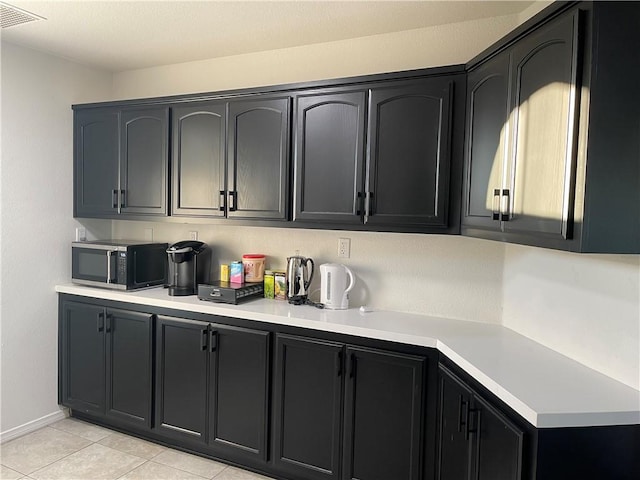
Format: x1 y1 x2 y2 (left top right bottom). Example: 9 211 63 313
1 1 535 72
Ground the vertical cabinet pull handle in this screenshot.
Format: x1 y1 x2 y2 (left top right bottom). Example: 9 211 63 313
356 192 364 216
120 189 126 209
228 191 237 211
219 191 226 212
501 189 510 221
97 312 104 332
349 353 356 379
209 330 217 352
105 314 112 333
466 408 480 440
336 351 343 377
492 189 501 221
458 395 468 433
200 329 208 351
112 190 118 209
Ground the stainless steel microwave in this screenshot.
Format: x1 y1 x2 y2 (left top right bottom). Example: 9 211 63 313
72 240 168 290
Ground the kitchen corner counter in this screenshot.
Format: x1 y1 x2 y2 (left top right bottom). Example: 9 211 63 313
55 283 640 429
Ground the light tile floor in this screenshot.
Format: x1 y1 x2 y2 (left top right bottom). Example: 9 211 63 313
0 418 275 480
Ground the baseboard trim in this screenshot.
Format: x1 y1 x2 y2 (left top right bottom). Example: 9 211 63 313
0 408 69 443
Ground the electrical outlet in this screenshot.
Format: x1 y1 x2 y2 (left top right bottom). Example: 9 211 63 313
189 231 198 241
143 228 153 242
75 227 86 242
338 238 351 258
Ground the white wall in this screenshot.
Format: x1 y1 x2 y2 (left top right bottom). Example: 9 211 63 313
0 42 112 439
503 245 640 390
112 14 519 99
112 222 505 323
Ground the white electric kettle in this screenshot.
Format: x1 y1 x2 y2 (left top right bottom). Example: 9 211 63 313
320 263 355 310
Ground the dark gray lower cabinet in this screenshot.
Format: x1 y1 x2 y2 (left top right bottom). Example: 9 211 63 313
342 347 425 480
273 335 344 480
155 316 209 443
208 323 270 464
59 300 153 428
273 334 426 480
437 364 523 480
60 301 106 415
155 315 270 464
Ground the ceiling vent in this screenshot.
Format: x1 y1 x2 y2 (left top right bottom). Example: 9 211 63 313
1 2 45 29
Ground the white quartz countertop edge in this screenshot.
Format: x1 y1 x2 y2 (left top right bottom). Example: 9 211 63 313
55 284 640 429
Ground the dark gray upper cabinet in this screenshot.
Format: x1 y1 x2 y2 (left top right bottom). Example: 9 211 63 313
227 97 290 220
292 77 459 232
342 347 425 480
59 300 153 429
293 90 367 224
462 51 510 231
437 364 523 480
120 107 169 216
366 79 452 229
74 105 169 218
463 9 580 244
74 108 119 217
172 102 227 217
463 3 640 252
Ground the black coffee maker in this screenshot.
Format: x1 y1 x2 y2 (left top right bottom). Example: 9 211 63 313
166 240 210 296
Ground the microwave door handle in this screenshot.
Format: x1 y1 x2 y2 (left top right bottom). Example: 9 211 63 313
106 250 114 284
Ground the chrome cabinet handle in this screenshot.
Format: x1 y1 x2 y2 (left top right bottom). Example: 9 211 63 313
219 191 226 212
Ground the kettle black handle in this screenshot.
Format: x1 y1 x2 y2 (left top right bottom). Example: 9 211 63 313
304 258 315 290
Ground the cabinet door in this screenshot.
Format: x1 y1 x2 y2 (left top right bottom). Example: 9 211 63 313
228 97 290 220
342 347 425 480
366 79 452 228
172 103 227 217
105 308 153 429
155 316 209 443
463 52 511 231
120 107 169 215
472 395 523 480
505 11 580 239
437 365 474 480
74 108 119 217
208 324 270 464
273 334 344 480
59 301 105 415
293 91 366 224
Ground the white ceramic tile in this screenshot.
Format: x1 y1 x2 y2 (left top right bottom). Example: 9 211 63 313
30 443 145 480
118 461 207 480
0 464 24 479
152 450 226 479
99 432 166 460
213 466 274 480
49 417 113 442
0 427 92 474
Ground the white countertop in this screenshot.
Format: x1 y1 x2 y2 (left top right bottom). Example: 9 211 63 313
55 283 640 429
